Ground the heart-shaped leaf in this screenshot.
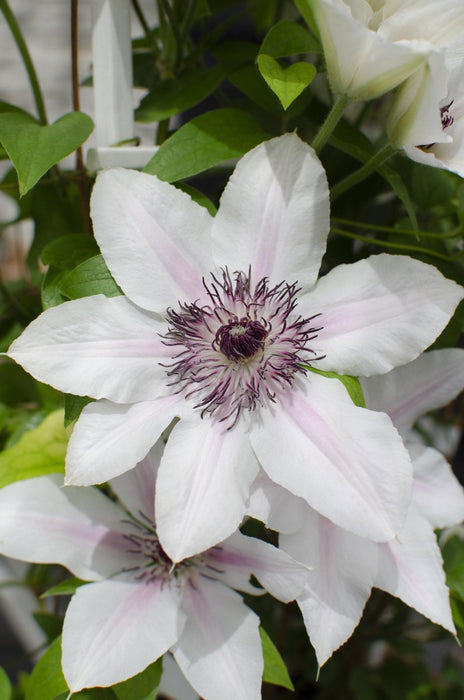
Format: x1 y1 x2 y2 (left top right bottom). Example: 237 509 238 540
257 55 316 110
0 111 94 196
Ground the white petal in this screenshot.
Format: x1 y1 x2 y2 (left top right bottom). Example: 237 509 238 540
250 375 412 542
410 443 464 528
208 530 308 602
247 470 307 534
311 0 429 100
91 168 213 311
63 579 185 692
8 295 171 403
174 576 262 700
0 475 128 580
302 254 464 376
361 348 464 434
66 396 183 485
211 134 330 290
155 417 260 562
281 508 377 667
109 439 163 521
375 509 455 633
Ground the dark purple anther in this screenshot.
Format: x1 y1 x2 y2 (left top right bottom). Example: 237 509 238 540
440 101 454 130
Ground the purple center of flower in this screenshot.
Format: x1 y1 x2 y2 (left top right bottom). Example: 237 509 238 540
122 515 195 583
161 268 323 427
441 101 454 130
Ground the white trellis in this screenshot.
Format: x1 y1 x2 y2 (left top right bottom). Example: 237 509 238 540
86 0 158 170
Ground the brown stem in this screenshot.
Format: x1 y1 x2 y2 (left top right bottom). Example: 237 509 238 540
71 0 92 235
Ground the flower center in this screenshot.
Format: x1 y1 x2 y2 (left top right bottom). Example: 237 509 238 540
216 318 268 361
440 100 454 130
161 268 324 427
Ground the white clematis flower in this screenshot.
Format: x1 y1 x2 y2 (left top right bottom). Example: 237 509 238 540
252 348 464 666
0 441 308 698
389 58 464 176
8 134 464 561
309 0 464 101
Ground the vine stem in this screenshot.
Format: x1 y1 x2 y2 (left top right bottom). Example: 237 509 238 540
312 94 349 153
0 0 48 124
330 144 397 201
71 0 91 236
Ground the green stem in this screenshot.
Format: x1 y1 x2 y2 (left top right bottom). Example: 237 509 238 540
331 226 464 262
330 144 396 201
0 0 47 125
156 119 170 145
332 217 462 240
159 0 182 68
131 0 151 38
312 94 349 153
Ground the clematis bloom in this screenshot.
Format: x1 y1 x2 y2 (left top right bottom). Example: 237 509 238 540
308 0 464 101
251 348 464 666
389 57 464 176
8 134 464 561
0 441 308 698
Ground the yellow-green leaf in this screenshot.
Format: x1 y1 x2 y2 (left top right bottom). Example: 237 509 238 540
257 55 316 110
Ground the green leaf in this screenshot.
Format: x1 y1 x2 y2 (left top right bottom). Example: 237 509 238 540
257 55 316 110
0 410 69 488
260 627 294 690
144 108 271 182
411 163 455 209
33 612 64 642
260 19 321 57
64 394 94 427
0 668 12 700
41 577 88 599
135 66 224 122
41 234 100 270
0 112 93 196
305 366 366 408
25 636 67 700
59 255 122 300
112 658 163 700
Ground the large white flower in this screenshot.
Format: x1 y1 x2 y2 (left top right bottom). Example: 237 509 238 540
8 134 463 561
0 441 308 698
310 0 464 101
251 348 464 666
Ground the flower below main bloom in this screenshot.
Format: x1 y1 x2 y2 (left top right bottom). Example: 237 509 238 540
250 348 464 666
0 441 308 698
8 133 464 561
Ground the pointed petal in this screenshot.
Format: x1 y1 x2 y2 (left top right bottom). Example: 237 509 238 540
174 576 262 700
91 168 213 311
208 530 308 602
0 475 128 580
109 439 163 521
156 417 260 562
66 396 183 486
62 579 185 692
247 470 307 534
376 509 455 633
281 508 377 667
361 349 464 434
301 254 464 376
410 443 464 528
8 295 171 403
250 374 413 542
212 134 329 289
